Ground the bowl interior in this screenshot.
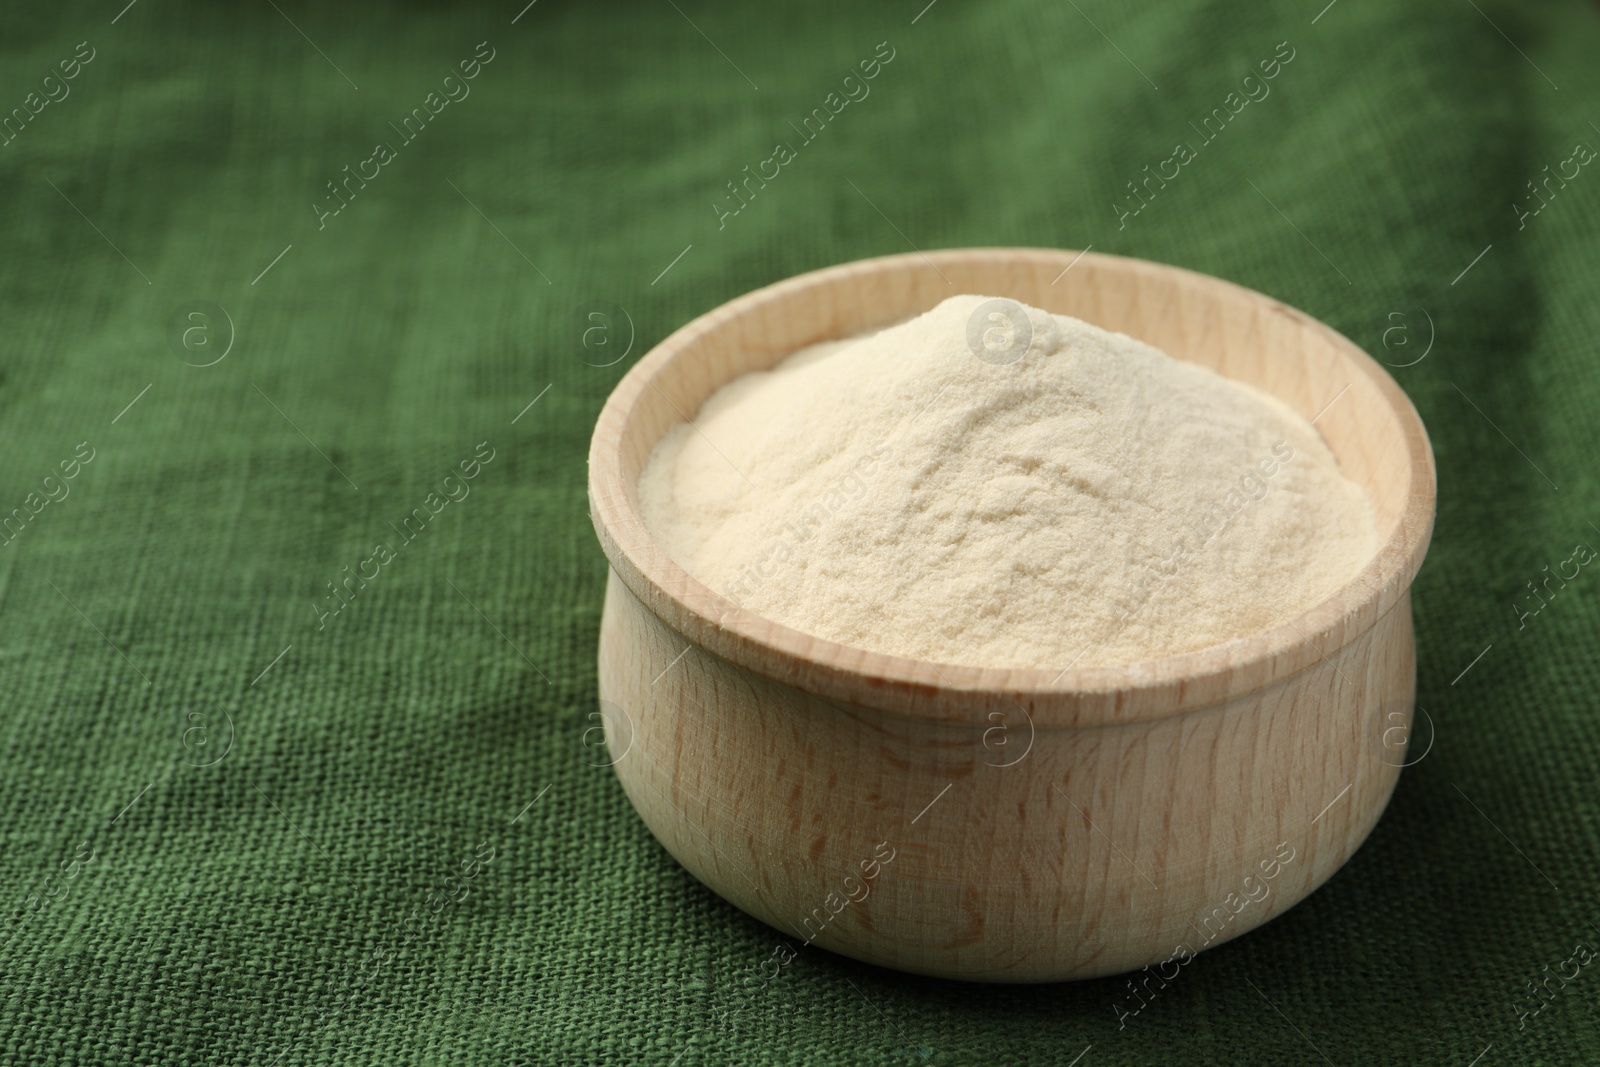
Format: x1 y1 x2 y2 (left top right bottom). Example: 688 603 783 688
589 248 1435 723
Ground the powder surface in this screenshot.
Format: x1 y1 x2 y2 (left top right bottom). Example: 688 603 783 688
638 295 1377 670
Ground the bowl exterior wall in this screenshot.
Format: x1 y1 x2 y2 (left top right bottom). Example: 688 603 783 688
599 570 1413 982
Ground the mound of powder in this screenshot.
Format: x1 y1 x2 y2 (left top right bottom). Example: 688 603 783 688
638 295 1377 669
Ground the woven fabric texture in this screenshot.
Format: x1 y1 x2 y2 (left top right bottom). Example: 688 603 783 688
1 0 1597 1063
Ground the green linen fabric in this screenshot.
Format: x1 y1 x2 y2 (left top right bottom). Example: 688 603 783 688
2 0 1597 1063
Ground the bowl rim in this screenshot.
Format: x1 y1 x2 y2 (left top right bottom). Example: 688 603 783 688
588 248 1437 727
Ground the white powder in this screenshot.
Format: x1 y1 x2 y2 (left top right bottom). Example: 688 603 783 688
639 295 1377 669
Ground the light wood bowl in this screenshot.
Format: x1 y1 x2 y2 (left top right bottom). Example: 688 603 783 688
587 249 1435 982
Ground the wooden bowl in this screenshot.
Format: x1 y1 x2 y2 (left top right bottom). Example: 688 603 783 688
587 249 1435 983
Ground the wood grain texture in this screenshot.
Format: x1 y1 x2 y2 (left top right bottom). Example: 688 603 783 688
587 248 1436 982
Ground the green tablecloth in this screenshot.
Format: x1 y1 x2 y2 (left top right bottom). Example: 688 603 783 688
3 0 1597 1063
